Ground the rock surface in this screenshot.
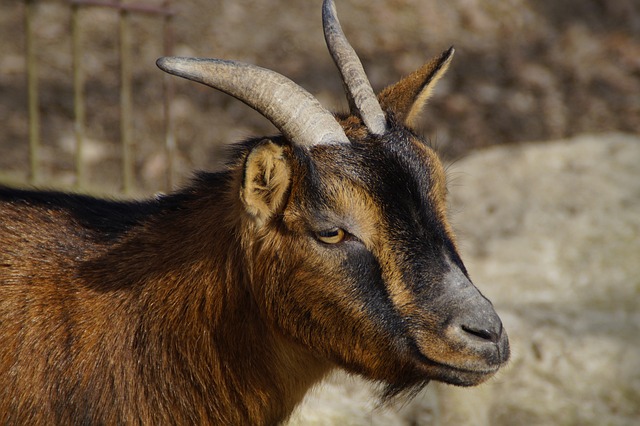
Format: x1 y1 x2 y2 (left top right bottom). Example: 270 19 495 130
288 133 640 425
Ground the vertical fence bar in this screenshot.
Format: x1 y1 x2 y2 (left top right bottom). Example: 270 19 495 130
25 0 40 184
162 0 175 191
71 3 86 188
119 0 134 194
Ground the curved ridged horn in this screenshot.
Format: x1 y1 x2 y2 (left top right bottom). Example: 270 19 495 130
156 57 350 147
322 0 387 135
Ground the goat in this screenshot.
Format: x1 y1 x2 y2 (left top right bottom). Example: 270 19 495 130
0 0 509 424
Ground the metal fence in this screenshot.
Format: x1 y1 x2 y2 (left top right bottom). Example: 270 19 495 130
20 0 175 195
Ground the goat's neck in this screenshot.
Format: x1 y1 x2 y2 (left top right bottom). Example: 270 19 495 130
109 186 331 423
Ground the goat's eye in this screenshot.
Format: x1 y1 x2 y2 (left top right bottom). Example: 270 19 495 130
316 228 346 244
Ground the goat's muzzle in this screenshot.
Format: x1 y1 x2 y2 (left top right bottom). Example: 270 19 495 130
409 261 510 386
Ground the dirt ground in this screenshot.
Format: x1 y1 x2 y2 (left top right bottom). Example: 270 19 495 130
1 0 639 193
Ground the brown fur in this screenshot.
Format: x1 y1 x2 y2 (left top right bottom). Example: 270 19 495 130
0 26 508 426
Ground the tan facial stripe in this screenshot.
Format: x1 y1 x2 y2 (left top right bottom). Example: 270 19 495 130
327 181 419 317
411 139 458 247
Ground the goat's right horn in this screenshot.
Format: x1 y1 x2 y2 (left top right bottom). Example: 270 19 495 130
157 57 350 147
322 0 387 135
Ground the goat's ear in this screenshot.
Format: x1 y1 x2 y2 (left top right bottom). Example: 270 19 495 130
377 47 454 129
240 139 291 227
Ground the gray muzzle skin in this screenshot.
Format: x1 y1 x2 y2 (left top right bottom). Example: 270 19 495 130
436 257 510 371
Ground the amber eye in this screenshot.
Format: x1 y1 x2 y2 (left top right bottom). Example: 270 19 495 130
316 228 346 244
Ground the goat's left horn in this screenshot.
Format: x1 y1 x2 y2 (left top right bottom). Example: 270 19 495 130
322 0 387 135
157 57 350 147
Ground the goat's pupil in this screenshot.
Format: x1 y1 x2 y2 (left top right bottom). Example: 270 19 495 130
319 229 339 237
316 227 345 244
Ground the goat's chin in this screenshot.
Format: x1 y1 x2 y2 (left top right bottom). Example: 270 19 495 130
377 352 499 401
376 363 495 404
427 364 499 387
408 350 501 388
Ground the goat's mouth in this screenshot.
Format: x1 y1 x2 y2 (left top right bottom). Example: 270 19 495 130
407 341 505 387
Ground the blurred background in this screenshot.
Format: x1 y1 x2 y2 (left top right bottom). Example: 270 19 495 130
1 0 638 424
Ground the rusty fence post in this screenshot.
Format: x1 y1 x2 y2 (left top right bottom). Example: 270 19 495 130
71 2 86 189
162 0 175 191
24 0 40 185
118 0 134 194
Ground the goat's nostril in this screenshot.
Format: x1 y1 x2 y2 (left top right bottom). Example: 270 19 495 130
461 325 499 343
